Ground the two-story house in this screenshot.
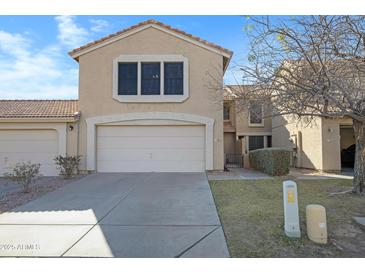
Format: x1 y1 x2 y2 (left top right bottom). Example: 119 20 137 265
223 85 272 168
0 20 233 175
1 20 350 175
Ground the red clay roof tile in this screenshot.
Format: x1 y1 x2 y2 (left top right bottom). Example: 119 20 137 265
0 100 79 119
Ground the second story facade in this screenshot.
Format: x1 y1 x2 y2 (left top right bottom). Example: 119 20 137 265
223 85 272 168
68 20 233 173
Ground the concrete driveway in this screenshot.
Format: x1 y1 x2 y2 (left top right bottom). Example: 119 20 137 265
0 173 229 258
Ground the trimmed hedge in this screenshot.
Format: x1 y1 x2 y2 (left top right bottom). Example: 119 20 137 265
249 147 292 176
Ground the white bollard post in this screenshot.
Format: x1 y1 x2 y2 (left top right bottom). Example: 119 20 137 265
283 180 301 238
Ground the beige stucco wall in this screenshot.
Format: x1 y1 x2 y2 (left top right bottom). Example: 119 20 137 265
77 27 225 171
321 118 341 171
272 115 323 170
66 122 79 157
273 115 353 172
235 101 272 135
224 132 236 154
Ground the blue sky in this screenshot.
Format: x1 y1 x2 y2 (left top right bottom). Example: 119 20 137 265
0 15 254 99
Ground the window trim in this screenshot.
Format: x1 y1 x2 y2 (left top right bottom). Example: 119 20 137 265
248 102 264 127
248 135 265 151
113 55 189 103
243 134 272 154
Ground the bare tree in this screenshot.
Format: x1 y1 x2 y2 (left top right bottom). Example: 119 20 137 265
231 16 365 193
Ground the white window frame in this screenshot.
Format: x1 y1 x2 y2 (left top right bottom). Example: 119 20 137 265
113 54 189 103
248 102 264 127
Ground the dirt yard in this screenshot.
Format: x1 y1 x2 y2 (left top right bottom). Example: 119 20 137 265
210 179 365 257
0 175 86 213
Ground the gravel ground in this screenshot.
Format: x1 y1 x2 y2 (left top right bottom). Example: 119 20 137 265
0 175 87 213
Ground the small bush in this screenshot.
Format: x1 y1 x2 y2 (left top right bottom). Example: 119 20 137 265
54 155 81 178
249 147 292 176
4 161 41 193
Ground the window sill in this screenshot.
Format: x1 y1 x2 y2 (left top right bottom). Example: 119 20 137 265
248 123 265 128
113 94 189 103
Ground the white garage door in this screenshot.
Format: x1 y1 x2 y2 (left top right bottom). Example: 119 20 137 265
0 129 59 176
97 125 205 172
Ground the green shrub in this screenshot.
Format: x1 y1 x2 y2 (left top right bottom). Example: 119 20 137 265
54 155 81 178
249 147 292 176
4 161 41 193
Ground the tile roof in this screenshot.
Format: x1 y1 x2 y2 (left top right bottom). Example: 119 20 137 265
69 19 233 59
224 85 257 100
0 100 79 119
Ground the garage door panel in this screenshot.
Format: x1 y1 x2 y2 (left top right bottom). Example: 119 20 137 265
98 126 204 137
0 152 57 162
97 160 205 173
97 136 204 150
0 130 58 141
2 161 57 175
97 148 205 162
97 125 206 172
0 141 58 153
0 130 59 176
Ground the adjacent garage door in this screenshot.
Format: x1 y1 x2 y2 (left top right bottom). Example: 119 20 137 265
0 129 59 176
96 125 205 172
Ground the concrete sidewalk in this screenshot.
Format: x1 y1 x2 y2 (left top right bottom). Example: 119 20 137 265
207 168 272 181
207 167 354 181
0 173 229 258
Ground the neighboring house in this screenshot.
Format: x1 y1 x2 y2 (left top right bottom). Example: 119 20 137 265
223 85 272 168
270 60 357 172
0 20 233 175
0 100 79 175
222 83 355 172
272 115 354 172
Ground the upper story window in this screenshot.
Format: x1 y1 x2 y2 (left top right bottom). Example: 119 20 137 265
141 62 161 95
164 62 183 95
249 101 264 127
113 55 188 103
118 63 138 95
223 104 230 121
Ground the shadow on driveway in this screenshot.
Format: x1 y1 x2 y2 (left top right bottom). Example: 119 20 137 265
0 173 229 258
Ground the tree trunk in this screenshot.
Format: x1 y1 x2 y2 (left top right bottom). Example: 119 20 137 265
352 120 365 194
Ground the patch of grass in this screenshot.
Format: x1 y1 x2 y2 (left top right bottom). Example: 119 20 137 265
210 179 365 257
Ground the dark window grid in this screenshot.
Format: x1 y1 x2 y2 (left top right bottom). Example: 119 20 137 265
141 63 161 95
249 136 264 151
118 63 137 95
164 62 183 95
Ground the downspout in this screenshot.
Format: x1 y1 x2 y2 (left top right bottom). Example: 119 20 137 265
74 111 81 158
74 111 81 174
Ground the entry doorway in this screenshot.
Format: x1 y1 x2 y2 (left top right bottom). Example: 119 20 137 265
340 125 355 169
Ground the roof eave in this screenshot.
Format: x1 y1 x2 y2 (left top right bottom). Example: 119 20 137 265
0 116 80 123
223 54 233 73
69 22 233 62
